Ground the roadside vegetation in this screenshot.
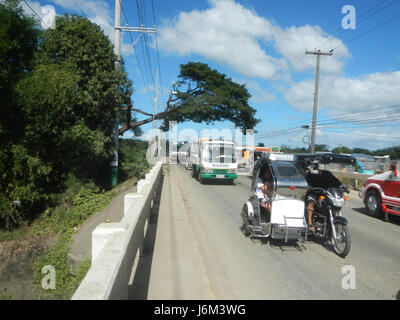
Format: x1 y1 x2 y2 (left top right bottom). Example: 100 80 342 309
0 0 148 299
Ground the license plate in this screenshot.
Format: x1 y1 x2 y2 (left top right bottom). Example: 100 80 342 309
216 175 225 178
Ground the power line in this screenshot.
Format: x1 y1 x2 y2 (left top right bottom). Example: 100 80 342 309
265 0 400 87
22 0 50 28
255 103 400 140
119 0 154 102
72 0 86 17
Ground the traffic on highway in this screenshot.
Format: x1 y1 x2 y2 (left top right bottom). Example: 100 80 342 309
154 144 400 300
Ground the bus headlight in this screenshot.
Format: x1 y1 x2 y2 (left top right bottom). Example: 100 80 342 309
203 168 213 174
228 169 237 173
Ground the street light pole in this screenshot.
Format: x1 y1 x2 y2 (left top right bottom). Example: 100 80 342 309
305 49 333 153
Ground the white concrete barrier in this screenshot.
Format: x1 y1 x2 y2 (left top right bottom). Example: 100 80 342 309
72 161 163 300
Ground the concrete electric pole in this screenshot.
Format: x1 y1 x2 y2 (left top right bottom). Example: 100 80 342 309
305 49 333 153
111 0 156 187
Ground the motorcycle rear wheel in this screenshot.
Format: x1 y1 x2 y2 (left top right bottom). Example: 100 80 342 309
331 221 351 258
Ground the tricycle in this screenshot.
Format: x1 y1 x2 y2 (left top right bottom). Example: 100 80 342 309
240 153 309 243
241 152 355 257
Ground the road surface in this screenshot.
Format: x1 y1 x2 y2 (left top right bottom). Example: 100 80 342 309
129 164 400 300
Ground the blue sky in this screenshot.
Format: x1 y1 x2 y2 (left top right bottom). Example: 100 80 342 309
21 0 400 151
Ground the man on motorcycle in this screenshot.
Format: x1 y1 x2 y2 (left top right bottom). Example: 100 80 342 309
305 161 342 231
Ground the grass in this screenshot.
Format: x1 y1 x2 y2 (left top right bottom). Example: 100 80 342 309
30 186 114 299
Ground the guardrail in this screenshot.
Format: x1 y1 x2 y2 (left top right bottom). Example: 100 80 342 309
72 161 163 300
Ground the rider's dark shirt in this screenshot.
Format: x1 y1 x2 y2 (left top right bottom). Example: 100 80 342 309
306 170 341 189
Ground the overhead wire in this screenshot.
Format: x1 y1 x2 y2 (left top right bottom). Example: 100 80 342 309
119 0 154 103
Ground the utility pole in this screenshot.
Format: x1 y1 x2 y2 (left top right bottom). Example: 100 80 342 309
111 0 122 188
153 68 159 157
305 49 333 153
112 0 157 187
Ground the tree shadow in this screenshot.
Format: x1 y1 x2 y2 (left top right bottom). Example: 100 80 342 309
128 175 163 300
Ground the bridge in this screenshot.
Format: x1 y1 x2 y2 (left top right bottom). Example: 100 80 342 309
72 161 400 300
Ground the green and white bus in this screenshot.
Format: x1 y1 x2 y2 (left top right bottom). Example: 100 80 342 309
191 138 238 184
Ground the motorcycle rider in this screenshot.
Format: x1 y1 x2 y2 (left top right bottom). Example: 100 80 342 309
305 161 342 231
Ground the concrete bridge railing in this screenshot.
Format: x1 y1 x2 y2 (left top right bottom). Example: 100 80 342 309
72 160 163 300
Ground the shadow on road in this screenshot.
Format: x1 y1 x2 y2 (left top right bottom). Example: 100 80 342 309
128 174 164 300
353 206 400 226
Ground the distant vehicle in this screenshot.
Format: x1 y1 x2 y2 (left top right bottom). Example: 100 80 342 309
359 161 400 220
191 138 238 184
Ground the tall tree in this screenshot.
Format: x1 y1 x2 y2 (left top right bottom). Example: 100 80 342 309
35 14 132 134
119 62 260 134
0 0 39 228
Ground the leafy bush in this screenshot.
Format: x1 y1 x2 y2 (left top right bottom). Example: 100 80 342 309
32 183 113 299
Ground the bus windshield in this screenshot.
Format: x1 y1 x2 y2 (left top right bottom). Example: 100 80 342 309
202 144 237 163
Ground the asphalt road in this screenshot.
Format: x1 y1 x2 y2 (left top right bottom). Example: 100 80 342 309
134 164 400 300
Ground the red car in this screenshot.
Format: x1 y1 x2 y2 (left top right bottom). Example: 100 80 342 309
360 162 400 220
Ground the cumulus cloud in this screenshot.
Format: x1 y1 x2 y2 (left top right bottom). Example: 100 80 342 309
157 0 350 80
158 0 280 79
285 71 400 114
234 79 276 104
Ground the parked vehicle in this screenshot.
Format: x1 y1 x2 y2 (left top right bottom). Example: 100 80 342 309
359 161 400 221
191 138 238 184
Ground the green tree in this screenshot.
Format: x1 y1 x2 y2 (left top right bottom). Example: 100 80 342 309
35 14 131 134
0 10 134 228
23 14 134 188
280 144 308 154
314 144 329 152
0 0 39 228
120 62 260 134
331 146 353 154
352 148 372 155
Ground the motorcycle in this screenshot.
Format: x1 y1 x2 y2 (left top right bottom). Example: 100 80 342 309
308 185 351 258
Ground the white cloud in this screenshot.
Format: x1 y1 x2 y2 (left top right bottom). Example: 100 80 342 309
158 0 281 79
315 127 400 151
285 71 400 115
273 25 350 74
157 0 350 80
234 79 276 104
